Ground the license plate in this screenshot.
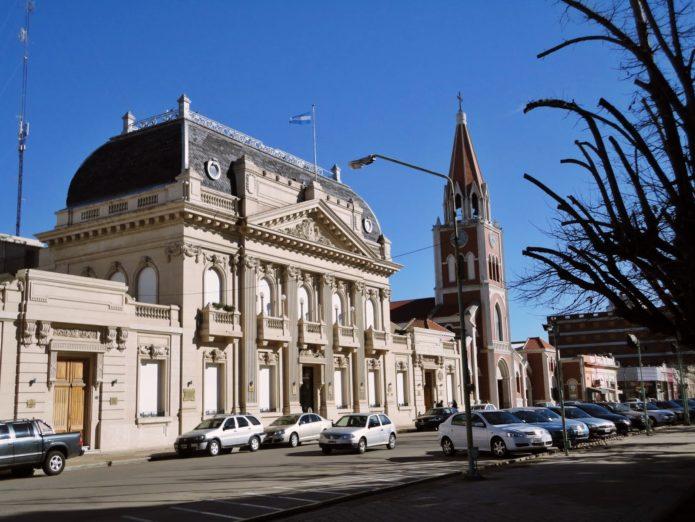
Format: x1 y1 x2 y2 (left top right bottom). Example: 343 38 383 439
532 438 541 443
181 444 189 449
328 440 336 444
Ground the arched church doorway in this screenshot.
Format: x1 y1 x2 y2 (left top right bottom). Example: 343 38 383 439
496 359 511 408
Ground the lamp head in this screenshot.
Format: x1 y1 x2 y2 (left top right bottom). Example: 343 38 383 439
626 333 640 349
349 155 376 170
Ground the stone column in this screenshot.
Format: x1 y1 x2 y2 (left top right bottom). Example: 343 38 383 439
352 281 367 412
464 305 480 404
283 266 301 414
240 255 259 414
322 274 337 420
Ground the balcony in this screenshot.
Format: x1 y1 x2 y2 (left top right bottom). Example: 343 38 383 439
333 324 360 350
198 305 242 341
257 314 291 343
365 327 389 353
298 319 327 346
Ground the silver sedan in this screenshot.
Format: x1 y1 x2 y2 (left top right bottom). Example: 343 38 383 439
263 413 332 447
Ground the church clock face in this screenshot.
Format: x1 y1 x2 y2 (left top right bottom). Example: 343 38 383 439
489 234 497 248
205 159 222 180
363 218 374 234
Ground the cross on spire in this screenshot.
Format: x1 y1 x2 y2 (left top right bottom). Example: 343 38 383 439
457 91 463 113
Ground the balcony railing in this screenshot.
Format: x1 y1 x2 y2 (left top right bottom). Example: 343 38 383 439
333 323 360 350
392 334 409 348
199 305 242 341
135 302 180 327
365 327 389 352
257 314 291 343
298 319 327 346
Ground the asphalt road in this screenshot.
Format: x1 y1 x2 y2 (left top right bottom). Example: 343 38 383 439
0 431 472 521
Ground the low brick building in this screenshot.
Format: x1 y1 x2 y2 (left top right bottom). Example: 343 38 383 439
561 354 620 402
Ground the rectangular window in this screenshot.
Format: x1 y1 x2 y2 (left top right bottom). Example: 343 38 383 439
204 363 223 415
259 366 271 412
396 371 407 406
139 360 164 417
446 373 454 404
334 369 344 408
368 370 378 407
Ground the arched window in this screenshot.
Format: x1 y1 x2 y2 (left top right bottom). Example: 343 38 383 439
297 286 311 321
365 299 376 330
137 266 158 304
257 278 273 315
466 253 475 280
109 270 127 285
495 304 504 341
516 371 521 393
446 255 456 283
332 293 344 325
454 193 463 220
204 267 222 306
471 193 479 217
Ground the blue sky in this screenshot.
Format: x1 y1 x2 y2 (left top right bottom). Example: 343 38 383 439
0 0 629 340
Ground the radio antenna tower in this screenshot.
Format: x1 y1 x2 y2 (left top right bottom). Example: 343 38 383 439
15 0 34 236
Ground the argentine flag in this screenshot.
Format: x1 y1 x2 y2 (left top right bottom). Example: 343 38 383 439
289 112 312 125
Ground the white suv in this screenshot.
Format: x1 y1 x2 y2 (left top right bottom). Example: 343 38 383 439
439 410 552 458
174 414 265 456
319 413 397 454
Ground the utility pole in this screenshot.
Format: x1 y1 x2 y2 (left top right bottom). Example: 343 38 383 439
15 0 34 237
544 321 569 456
672 340 691 426
627 334 651 435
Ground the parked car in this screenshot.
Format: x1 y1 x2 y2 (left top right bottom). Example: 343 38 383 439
598 402 650 429
549 406 616 438
174 414 265 457
568 402 632 435
626 402 677 426
471 403 497 411
0 419 83 477
263 413 332 447
654 400 686 421
318 413 397 454
439 410 553 458
506 407 589 448
415 407 456 431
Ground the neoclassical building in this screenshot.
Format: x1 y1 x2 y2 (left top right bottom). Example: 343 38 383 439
391 107 530 409
0 96 464 450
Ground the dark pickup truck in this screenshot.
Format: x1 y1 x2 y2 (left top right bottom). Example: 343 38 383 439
0 419 83 477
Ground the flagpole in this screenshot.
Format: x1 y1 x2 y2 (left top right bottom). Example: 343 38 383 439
312 104 318 179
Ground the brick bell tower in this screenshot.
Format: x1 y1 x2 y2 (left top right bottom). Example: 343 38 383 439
431 103 516 408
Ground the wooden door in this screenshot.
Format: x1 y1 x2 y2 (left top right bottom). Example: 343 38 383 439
53 359 88 436
424 371 434 410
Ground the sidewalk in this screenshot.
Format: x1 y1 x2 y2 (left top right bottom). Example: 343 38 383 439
67 445 173 471
279 426 695 521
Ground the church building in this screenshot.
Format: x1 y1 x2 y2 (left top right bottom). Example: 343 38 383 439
0 96 464 450
391 106 529 409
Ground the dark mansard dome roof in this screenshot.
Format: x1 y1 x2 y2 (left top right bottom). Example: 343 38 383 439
65 114 382 241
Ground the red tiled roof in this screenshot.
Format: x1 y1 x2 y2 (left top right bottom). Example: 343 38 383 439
523 337 555 351
410 318 451 333
390 297 436 323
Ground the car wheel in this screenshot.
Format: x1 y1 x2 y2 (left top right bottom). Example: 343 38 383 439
11 467 34 478
248 436 260 452
289 432 300 448
356 437 367 454
441 437 455 457
387 433 396 449
207 439 221 457
321 447 332 455
42 450 66 476
491 437 508 459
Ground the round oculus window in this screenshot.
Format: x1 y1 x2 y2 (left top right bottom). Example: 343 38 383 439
363 218 374 234
205 159 222 180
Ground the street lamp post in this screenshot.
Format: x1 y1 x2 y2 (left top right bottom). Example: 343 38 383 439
626 334 651 435
543 321 569 456
349 153 481 480
671 340 691 426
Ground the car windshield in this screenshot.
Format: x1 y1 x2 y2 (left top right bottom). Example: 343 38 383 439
425 408 452 416
561 407 592 419
194 418 224 430
334 415 367 428
666 401 683 408
579 404 610 415
513 409 560 422
645 403 661 410
270 415 300 426
480 411 521 425
611 403 631 413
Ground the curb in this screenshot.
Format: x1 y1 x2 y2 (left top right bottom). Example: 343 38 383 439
246 450 557 521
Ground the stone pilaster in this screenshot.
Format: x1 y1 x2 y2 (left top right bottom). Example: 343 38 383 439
352 280 368 412
283 266 301 414
321 274 337 420
241 255 259 413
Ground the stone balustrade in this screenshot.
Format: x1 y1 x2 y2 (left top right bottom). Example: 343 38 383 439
257 314 291 343
135 302 179 326
365 327 390 352
333 323 360 350
199 305 242 341
298 319 327 346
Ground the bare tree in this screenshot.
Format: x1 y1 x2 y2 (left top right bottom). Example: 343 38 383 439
519 0 695 344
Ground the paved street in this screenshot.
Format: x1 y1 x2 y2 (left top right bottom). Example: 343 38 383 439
1 428 693 521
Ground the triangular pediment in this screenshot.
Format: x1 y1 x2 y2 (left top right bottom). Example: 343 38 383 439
247 200 377 259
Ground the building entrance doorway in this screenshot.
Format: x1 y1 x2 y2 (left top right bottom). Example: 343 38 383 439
300 365 315 413
424 370 435 410
53 357 90 443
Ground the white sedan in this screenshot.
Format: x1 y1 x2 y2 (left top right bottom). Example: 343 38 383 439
439 410 553 458
263 413 332 447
